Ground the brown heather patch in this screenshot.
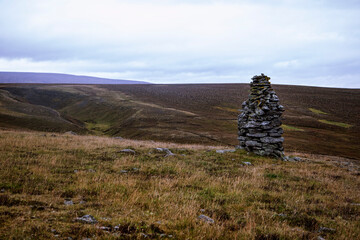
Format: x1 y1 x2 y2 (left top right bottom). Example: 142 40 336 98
0 130 359 239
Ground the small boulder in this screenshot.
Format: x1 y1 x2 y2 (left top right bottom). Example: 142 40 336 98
318 227 336 233
216 149 235 154
155 148 175 157
198 214 214 224
75 215 97 224
118 149 136 154
65 131 77 135
64 200 74 206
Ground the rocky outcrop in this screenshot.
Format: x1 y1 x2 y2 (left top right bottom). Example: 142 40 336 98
238 74 285 159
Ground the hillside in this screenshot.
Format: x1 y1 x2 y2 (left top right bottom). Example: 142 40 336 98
0 84 359 159
0 72 150 84
0 130 359 239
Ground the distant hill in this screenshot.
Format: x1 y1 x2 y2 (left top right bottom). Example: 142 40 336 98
0 72 150 84
0 83 359 159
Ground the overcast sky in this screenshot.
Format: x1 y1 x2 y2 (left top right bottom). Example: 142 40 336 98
0 0 359 87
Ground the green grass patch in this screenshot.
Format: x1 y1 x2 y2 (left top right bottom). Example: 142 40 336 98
309 108 328 115
319 119 352 128
282 124 304 132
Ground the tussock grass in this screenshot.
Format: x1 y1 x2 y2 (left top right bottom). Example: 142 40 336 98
0 130 359 239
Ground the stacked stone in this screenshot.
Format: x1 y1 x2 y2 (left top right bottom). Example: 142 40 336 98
238 74 285 159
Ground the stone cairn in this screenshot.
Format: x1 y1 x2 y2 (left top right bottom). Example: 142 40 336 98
238 74 285 159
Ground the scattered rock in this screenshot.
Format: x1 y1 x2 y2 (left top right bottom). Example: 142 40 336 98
216 149 236 154
88 169 96 173
242 162 252 166
75 215 97 224
198 214 215 224
317 237 325 240
99 226 111 231
284 156 302 162
200 209 205 212
155 148 175 157
64 200 74 206
118 149 136 154
120 170 128 173
113 136 123 140
65 131 77 135
140 233 148 238
0 188 5 193
318 227 336 233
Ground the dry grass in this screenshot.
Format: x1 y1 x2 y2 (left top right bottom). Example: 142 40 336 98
0 130 359 239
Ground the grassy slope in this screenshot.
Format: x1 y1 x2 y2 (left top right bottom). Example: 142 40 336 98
1 84 360 159
0 130 359 239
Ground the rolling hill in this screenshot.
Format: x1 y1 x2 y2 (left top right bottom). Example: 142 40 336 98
0 72 150 84
0 83 359 159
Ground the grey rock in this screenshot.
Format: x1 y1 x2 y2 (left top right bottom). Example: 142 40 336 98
260 137 284 144
198 214 214 223
284 156 302 162
75 215 97 224
318 227 336 233
243 121 259 128
255 108 265 116
237 136 246 141
119 149 136 154
245 141 261 147
120 170 128 173
140 233 148 238
99 226 111 231
216 149 235 154
242 162 252 166
65 131 77 135
247 132 267 138
64 200 74 206
155 148 175 156
317 237 326 240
